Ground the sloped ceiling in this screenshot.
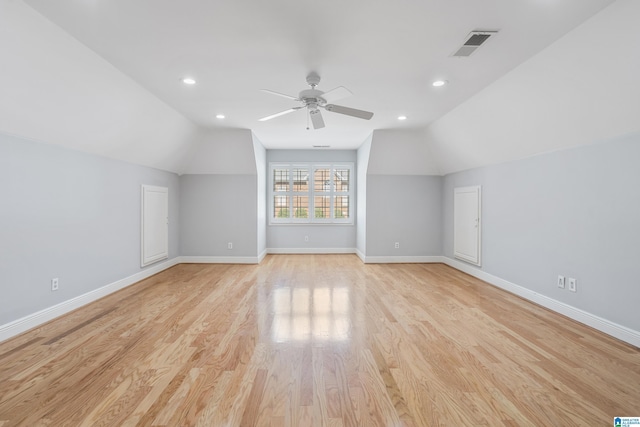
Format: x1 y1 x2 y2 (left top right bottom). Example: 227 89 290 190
2 0 633 174
0 1 199 173
425 0 640 175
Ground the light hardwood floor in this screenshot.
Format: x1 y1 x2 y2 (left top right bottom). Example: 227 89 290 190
0 255 638 426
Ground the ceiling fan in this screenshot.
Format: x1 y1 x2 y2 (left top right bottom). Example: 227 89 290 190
259 72 374 129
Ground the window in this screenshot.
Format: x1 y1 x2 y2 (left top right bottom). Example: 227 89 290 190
269 163 354 224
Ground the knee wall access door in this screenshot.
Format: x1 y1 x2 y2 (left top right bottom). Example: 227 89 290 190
454 185 481 266
141 185 169 267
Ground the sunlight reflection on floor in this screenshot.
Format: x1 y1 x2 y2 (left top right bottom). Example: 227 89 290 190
271 286 351 343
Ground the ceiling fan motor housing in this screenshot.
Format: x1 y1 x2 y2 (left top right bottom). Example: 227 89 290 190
299 89 326 107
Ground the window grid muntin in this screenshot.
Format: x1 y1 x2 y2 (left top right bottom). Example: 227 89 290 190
334 195 349 219
314 196 331 219
293 196 309 218
273 195 290 218
314 168 331 193
293 168 309 192
273 168 289 192
334 169 350 192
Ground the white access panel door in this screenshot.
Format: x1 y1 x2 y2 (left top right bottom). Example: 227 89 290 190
141 185 169 267
454 185 481 266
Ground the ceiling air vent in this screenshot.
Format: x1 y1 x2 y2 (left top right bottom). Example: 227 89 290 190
452 30 498 57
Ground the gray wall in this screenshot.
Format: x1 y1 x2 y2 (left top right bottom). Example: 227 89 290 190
267 149 357 164
356 135 372 255
0 133 180 325
266 150 357 250
253 136 267 256
366 175 443 257
442 134 640 332
179 174 258 257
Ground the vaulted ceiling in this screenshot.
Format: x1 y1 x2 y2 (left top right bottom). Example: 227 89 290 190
2 0 638 174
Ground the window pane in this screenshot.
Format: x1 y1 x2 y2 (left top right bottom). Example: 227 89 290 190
314 196 330 218
293 196 308 218
334 196 349 219
293 168 309 192
314 168 331 192
273 169 289 192
274 195 290 218
334 168 350 192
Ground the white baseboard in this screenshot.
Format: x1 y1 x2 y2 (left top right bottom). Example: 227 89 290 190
266 247 357 255
4 254 637 349
179 255 261 264
0 257 181 343
363 255 445 264
442 256 640 348
258 249 267 263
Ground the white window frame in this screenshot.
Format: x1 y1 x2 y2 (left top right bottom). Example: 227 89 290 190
269 162 354 225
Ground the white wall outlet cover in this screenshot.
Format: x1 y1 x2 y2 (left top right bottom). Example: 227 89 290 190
557 275 565 288
569 278 577 292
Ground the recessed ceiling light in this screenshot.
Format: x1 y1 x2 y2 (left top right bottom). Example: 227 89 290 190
216 114 225 119
432 80 448 87
182 77 196 85
398 115 407 121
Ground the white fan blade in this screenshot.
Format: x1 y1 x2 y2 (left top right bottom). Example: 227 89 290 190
321 86 353 103
260 89 299 101
324 104 373 120
258 107 302 122
309 109 325 129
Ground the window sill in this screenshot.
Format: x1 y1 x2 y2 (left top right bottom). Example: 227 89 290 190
268 222 354 226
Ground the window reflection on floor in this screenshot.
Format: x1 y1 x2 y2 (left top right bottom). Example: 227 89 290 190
272 286 350 343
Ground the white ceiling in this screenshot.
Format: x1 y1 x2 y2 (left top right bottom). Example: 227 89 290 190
22 0 615 150
425 0 640 174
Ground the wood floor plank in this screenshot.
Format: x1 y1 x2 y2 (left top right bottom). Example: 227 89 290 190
0 255 638 426
193 370 233 427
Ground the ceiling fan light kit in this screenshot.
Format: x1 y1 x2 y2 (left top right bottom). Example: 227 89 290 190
259 73 374 129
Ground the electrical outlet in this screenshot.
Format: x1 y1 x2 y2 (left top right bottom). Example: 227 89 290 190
557 275 565 289
568 278 577 292
51 278 59 291
304 236 309 242
394 242 400 249
227 242 233 250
